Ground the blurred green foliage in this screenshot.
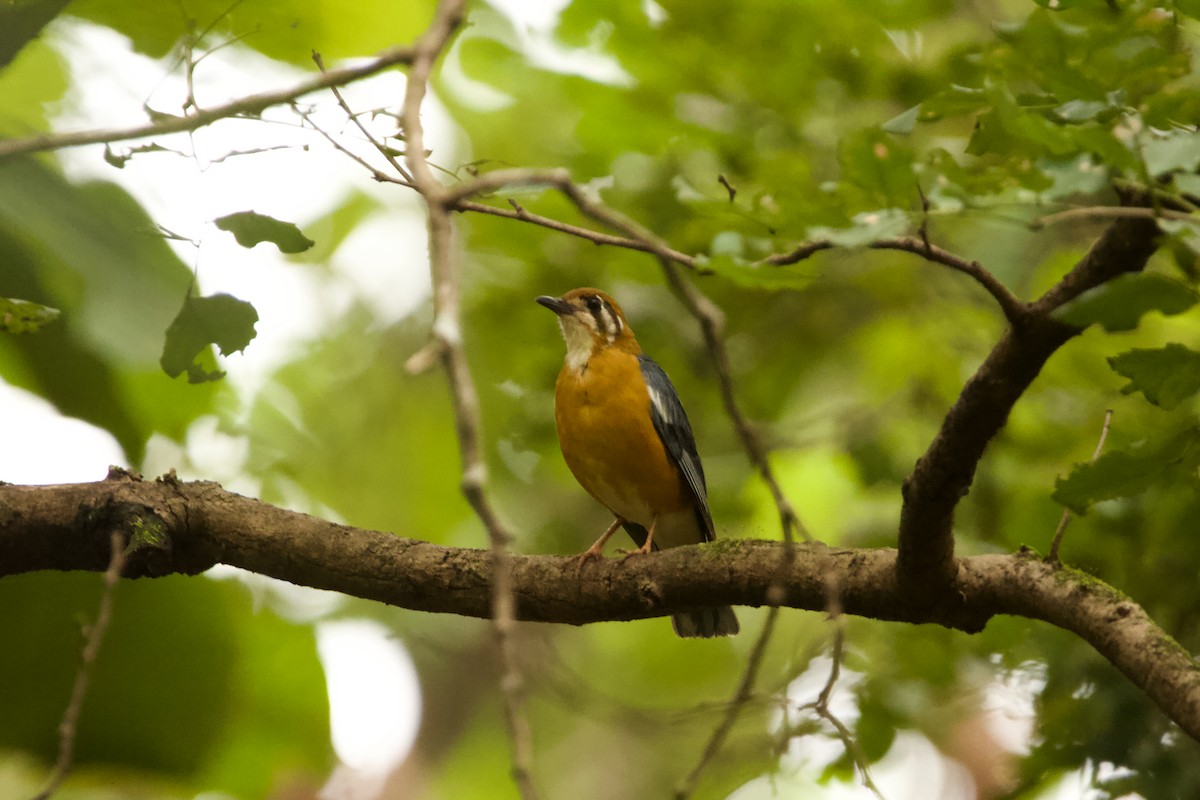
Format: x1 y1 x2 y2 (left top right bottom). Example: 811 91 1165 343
2 0 1200 798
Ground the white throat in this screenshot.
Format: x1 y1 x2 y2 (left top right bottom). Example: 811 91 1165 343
560 318 595 372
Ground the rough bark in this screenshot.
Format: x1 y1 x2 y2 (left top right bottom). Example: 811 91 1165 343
895 212 1161 598
2 472 1198 742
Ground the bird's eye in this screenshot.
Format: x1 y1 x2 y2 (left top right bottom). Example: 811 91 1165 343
584 295 602 312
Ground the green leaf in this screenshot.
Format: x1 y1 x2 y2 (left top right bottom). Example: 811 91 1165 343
1052 272 1198 332
1053 427 1200 513
1174 173 1200 197
0 296 59 333
1179 0 1200 18
916 85 989 122
882 105 919 135
1072 125 1138 172
837 129 917 206
0 0 69 69
697 231 814 290
0 573 238 774
807 208 911 247
0 31 67 133
69 0 438 64
0 156 213 461
701 254 815 291
214 211 315 254
1140 131 1200 176
1053 98 1110 122
1108 344 1200 410
1039 154 1111 201
160 293 259 383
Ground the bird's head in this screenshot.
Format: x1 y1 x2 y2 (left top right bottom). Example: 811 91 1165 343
536 288 637 368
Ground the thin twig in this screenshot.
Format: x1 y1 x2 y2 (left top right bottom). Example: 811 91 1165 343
441 166 574 205
448 168 699 265
768 559 883 797
761 240 837 266
1031 205 1198 229
717 174 737 203
311 51 414 184
454 173 1022 322
294 105 409 187
399 2 540 798
765 236 1027 323
659 264 807 548
31 531 127 800
0 44 417 161
810 626 886 800
674 607 780 800
457 198 697 263
815 567 882 798
1047 409 1114 564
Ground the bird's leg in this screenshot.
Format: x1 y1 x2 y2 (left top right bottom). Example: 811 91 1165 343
619 515 657 562
575 516 625 574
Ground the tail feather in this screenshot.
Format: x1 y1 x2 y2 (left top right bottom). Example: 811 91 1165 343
672 606 739 638
621 522 739 638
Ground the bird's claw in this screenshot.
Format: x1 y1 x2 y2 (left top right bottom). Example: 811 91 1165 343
617 544 652 564
573 547 604 576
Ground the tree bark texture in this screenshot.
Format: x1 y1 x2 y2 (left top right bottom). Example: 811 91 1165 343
2 471 1198 742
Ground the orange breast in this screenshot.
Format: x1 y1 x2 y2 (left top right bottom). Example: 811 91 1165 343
555 348 690 528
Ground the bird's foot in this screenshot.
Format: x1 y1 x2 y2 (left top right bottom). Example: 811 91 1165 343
573 546 605 576
617 542 653 564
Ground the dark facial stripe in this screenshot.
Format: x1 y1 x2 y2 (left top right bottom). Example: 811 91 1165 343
585 296 622 339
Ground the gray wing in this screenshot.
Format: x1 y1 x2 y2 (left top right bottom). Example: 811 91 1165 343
638 354 715 540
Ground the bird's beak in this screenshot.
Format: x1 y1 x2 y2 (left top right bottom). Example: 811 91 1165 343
536 295 571 315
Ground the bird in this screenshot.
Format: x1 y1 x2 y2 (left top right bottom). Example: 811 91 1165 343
536 287 739 638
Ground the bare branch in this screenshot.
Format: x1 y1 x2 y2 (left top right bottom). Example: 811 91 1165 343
453 172 1026 326
295 105 410 187
674 608 780 800
459 198 699 264
448 168 698 265
809 627 885 800
311 51 414 184
31 530 127 800
659 263 807 567
0 44 417 161
766 236 1027 323
1047 409 1114 564
869 237 1027 323
399 4 540 798
1030 205 1198 229
459 198 687 258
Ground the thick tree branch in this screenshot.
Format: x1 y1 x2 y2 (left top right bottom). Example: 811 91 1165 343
895 212 1161 600
3 475 1198 743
